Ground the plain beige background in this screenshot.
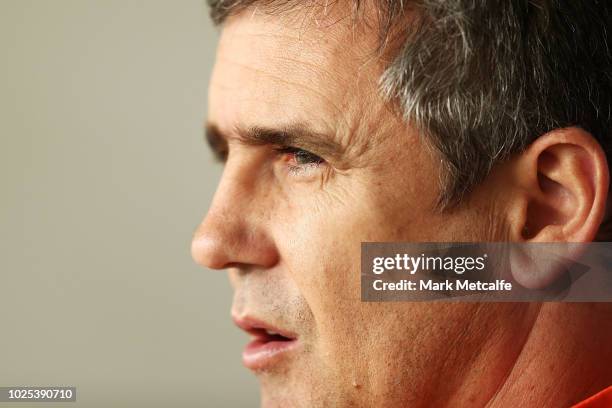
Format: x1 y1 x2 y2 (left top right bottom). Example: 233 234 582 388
0 0 259 406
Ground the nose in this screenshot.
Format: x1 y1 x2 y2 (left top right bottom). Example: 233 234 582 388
191 162 279 271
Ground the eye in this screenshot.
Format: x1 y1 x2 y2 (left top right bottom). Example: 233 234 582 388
275 146 325 168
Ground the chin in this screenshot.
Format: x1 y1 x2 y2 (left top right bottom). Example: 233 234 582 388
260 384 301 408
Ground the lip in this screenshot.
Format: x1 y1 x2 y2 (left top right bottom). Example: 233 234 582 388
233 316 299 370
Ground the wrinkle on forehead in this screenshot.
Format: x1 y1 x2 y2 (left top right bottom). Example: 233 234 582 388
210 7 405 164
217 13 380 90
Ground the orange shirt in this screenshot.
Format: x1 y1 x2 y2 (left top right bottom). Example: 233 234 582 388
572 386 612 408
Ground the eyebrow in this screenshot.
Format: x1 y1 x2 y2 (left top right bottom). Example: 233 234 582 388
205 123 345 162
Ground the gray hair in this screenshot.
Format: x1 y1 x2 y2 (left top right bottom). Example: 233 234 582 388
207 0 612 228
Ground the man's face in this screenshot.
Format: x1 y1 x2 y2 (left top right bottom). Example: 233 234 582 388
193 9 533 408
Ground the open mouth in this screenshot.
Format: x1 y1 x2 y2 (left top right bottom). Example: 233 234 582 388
234 317 299 370
250 327 294 343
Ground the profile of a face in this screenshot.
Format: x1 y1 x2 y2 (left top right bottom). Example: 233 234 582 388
192 6 612 408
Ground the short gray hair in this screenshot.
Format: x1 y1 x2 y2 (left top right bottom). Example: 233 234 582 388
207 0 612 212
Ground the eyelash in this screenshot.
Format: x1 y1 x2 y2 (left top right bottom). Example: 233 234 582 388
274 146 325 174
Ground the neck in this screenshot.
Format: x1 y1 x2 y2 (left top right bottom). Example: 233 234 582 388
487 303 612 407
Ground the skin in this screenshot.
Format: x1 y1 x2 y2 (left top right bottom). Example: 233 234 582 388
192 5 612 407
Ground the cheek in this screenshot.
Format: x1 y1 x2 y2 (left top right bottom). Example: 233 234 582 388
269 181 424 352
270 172 438 320
273 190 359 308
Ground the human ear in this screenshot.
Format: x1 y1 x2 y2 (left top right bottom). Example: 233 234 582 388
508 127 609 243
502 127 609 288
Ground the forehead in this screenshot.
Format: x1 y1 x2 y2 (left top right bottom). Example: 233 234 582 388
208 9 386 136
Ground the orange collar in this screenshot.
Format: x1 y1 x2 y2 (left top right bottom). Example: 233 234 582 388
572 386 612 408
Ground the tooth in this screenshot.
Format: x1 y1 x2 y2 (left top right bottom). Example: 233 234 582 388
266 330 278 336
